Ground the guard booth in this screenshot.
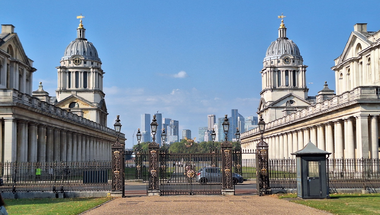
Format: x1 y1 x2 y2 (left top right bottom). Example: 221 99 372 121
291 141 330 199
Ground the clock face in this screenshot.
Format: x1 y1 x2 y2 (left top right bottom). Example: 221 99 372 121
283 57 291 64
73 57 82 65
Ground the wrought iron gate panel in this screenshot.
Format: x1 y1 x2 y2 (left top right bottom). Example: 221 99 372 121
159 151 222 195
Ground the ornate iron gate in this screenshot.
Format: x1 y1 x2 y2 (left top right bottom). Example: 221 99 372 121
159 148 222 195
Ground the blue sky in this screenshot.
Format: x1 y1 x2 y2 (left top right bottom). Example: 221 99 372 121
2 0 380 148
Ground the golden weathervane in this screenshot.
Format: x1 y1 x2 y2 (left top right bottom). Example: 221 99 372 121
278 13 286 28
77 14 85 28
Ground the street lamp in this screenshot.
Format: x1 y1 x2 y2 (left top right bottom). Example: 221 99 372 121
235 128 240 141
222 115 229 141
136 128 141 144
161 128 167 145
114 115 122 139
150 115 158 142
258 115 265 140
211 128 216 142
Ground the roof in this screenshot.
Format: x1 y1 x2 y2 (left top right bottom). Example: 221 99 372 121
291 141 331 156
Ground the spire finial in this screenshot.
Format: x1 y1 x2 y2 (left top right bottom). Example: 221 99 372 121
278 13 286 28
77 14 85 29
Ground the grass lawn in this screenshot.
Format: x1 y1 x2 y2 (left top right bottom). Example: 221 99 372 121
278 193 380 215
4 197 111 215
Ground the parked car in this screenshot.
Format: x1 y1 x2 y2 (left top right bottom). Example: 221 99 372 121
196 167 244 185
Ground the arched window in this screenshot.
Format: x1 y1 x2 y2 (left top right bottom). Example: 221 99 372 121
340 73 343 79
292 70 297 87
75 71 79 88
83 72 87 89
7 45 14 57
355 43 362 56
277 70 281 87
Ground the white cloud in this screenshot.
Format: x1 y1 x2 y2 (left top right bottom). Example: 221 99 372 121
173 71 188 78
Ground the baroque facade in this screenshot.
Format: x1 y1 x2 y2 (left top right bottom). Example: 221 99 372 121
0 20 123 163
241 20 380 160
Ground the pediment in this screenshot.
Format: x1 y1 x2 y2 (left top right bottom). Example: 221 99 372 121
55 95 96 109
269 93 311 108
0 33 31 66
338 32 372 64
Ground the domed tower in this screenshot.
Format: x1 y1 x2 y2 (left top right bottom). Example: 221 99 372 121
258 15 311 122
56 16 108 126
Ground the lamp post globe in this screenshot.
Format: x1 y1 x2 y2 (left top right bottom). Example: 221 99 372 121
235 128 240 141
258 115 265 134
161 128 167 145
136 128 141 144
211 128 216 142
222 115 229 141
150 115 158 142
114 115 122 135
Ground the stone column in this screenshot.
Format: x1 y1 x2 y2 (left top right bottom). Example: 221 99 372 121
67 132 73 162
72 133 77 162
371 115 379 159
60 130 67 162
334 120 344 159
28 122 38 163
325 123 334 155
283 133 288 159
345 118 355 159
310 126 317 146
3 118 17 162
288 132 293 158
279 134 284 159
17 120 28 162
0 120 3 162
77 134 82 162
54 129 61 161
298 130 303 150
292 131 297 156
356 115 369 158
46 127 54 162
303 128 310 145
37 124 46 163
317 125 325 150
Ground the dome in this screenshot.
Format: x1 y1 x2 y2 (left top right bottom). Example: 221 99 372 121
264 38 302 61
61 39 100 61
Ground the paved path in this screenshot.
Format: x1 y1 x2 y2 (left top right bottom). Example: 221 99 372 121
83 195 331 215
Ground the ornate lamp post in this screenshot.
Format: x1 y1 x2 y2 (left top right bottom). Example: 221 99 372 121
111 115 125 197
161 128 167 146
211 128 217 167
222 115 229 141
151 115 158 142
256 115 271 196
135 128 142 179
148 115 160 196
234 128 242 176
221 115 233 195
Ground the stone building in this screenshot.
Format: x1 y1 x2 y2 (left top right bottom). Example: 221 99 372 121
241 20 380 160
0 19 123 163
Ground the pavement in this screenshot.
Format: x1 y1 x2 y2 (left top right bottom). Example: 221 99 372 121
82 182 332 215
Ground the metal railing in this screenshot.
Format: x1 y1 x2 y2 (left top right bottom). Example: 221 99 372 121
0 161 112 193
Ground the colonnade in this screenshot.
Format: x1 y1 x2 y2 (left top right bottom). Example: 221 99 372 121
0 118 113 163
247 115 379 160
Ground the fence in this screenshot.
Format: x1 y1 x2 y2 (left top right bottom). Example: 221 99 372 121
0 161 112 193
267 158 380 191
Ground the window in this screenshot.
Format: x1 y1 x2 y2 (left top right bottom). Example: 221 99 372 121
69 102 78 108
75 71 79 88
83 72 87 89
277 71 281 87
285 70 289 86
308 161 320 178
68 72 71 88
292 70 297 87
355 43 362 56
